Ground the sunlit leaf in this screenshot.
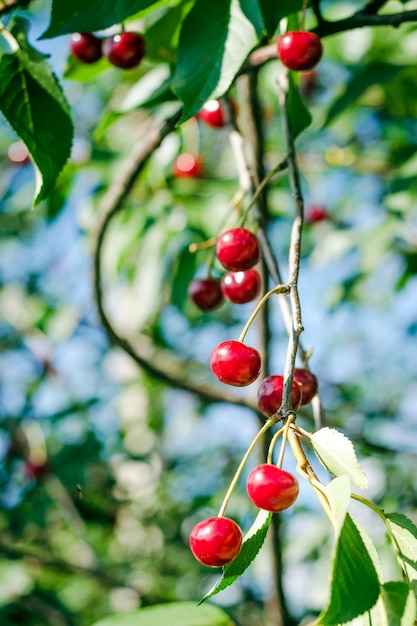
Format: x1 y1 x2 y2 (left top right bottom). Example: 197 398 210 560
386 513 417 582
310 427 368 490
381 581 416 626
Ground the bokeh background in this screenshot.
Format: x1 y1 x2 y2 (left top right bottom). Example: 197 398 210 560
1 1 417 624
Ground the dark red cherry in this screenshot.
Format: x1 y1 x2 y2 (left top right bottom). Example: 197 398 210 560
188 278 223 311
221 269 261 304
216 228 260 272
103 32 146 69
246 464 299 512
293 368 318 405
70 33 102 64
210 340 261 387
190 517 242 567
306 205 328 224
277 31 323 72
257 375 302 417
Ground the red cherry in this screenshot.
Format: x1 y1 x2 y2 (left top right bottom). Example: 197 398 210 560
190 517 242 567
293 368 318 405
210 340 261 387
8 141 30 165
277 31 323 71
188 278 223 311
246 464 299 512
257 375 302 417
26 460 48 480
103 32 146 69
216 228 260 272
197 100 226 128
70 33 102 64
221 269 261 304
306 205 328 224
173 153 201 178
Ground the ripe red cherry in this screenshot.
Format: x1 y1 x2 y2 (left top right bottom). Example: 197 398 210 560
277 31 323 71
173 153 201 178
216 228 260 272
190 517 242 567
306 205 328 224
188 278 223 311
246 464 299 512
257 375 302 417
70 33 102 64
103 32 146 69
293 368 318 405
221 269 261 304
197 100 226 128
210 340 261 387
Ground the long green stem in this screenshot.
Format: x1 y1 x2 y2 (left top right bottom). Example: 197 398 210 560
276 414 296 468
218 419 274 517
239 284 290 343
240 159 288 227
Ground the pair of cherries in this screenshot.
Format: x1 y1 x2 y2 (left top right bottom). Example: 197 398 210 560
190 463 299 567
70 31 145 69
189 227 261 309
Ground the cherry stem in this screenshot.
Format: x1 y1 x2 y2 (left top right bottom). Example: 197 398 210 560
276 414 296 468
301 0 309 30
266 426 286 465
218 419 274 517
238 283 290 344
351 493 411 583
287 428 334 523
240 158 288 227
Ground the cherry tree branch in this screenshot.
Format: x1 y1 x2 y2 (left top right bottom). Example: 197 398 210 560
245 9 417 70
93 109 257 411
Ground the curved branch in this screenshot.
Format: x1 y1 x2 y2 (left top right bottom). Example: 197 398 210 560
244 9 417 71
93 109 257 411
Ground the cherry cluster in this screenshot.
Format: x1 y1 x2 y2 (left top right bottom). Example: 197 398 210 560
70 31 146 69
189 228 261 310
188 228 319 567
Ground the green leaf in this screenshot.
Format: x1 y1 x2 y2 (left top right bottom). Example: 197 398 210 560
310 427 368 490
238 0 265 39
42 0 170 38
119 66 176 112
325 475 351 534
172 0 260 122
171 244 198 310
0 26 73 205
90 602 234 626
322 64 405 128
63 55 110 82
318 514 380 624
287 72 312 139
144 2 188 64
381 581 416 626
258 0 305 37
200 510 272 603
386 513 417 582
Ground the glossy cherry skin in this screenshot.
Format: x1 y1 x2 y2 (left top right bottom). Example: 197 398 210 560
277 31 323 71
197 100 226 128
257 375 302 417
210 340 261 387
70 33 102 64
216 228 260 272
294 368 318 405
190 517 242 567
173 153 201 178
188 278 223 311
103 32 146 69
247 464 299 512
221 269 261 304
